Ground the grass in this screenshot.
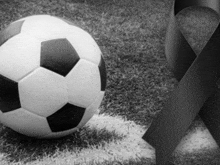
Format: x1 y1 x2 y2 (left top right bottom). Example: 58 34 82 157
0 0 220 164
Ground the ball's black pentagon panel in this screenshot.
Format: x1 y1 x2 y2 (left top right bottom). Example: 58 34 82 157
0 20 24 47
47 103 86 132
40 38 80 76
99 56 107 91
0 75 21 113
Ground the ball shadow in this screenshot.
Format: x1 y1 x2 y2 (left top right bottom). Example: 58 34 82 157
0 123 123 164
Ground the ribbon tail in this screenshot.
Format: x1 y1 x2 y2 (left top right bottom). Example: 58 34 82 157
199 90 220 146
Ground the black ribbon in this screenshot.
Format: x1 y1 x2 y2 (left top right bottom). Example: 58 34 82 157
142 0 220 164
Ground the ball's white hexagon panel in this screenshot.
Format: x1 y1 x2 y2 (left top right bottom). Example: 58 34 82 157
77 91 105 128
65 26 101 65
19 67 68 117
66 59 101 108
0 108 51 138
42 127 79 139
20 15 70 41
0 33 41 82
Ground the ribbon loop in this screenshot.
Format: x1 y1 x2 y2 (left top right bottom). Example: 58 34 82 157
174 0 220 15
166 0 220 81
143 1 220 164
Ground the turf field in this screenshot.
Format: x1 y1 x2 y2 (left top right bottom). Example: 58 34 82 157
0 0 220 164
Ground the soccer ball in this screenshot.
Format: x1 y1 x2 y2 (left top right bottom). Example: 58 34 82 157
0 15 106 138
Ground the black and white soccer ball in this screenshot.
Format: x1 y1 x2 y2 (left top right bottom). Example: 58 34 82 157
0 15 106 138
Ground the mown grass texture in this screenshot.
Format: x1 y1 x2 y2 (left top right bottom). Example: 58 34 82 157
0 0 220 164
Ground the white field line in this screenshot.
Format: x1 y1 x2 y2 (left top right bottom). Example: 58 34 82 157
176 126 218 154
53 113 218 164
73 113 155 163
49 113 155 164
12 113 219 165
